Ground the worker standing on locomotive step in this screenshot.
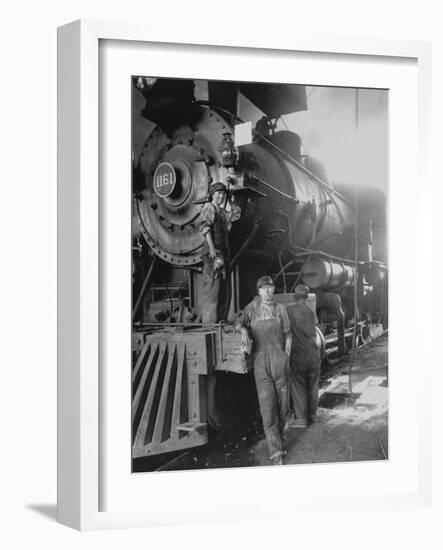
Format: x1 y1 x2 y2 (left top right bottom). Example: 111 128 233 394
287 284 321 428
199 181 241 323
236 276 292 465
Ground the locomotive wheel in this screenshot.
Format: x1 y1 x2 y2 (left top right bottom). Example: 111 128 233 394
360 323 371 345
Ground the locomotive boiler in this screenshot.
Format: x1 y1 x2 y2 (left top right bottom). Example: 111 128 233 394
131 78 388 462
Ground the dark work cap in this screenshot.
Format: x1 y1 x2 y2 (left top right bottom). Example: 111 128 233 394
256 275 275 290
294 284 309 298
209 181 227 195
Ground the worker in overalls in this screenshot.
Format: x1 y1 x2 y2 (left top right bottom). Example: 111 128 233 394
287 284 321 428
237 276 292 465
199 181 241 323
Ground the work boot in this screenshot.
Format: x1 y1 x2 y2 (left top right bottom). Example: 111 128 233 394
270 453 283 466
288 418 307 429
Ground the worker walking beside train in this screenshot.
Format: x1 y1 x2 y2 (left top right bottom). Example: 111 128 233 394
237 276 292 465
287 284 321 428
199 181 241 323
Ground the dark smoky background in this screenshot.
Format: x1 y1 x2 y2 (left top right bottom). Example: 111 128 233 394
282 87 388 193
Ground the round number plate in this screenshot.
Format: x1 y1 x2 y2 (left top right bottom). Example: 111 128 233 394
153 162 176 198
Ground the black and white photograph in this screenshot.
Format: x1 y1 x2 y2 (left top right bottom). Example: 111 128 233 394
131 76 388 472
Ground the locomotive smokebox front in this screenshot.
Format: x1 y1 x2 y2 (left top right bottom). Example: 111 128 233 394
135 103 243 266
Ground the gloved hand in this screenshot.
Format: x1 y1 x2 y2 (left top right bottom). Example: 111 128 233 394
213 255 224 270
212 253 226 279
239 328 252 355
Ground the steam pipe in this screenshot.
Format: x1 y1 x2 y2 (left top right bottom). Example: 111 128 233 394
132 256 157 321
230 219 261 269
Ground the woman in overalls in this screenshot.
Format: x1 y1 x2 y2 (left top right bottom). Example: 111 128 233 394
237 276 292 465
199 181 241 323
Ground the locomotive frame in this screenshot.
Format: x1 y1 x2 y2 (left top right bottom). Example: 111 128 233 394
57 19 432 531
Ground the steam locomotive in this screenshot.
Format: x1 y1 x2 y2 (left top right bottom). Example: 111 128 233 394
131 77 388 462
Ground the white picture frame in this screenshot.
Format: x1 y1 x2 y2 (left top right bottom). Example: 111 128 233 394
57 19 433 531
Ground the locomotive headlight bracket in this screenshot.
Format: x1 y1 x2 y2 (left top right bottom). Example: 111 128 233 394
217 132 239 167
